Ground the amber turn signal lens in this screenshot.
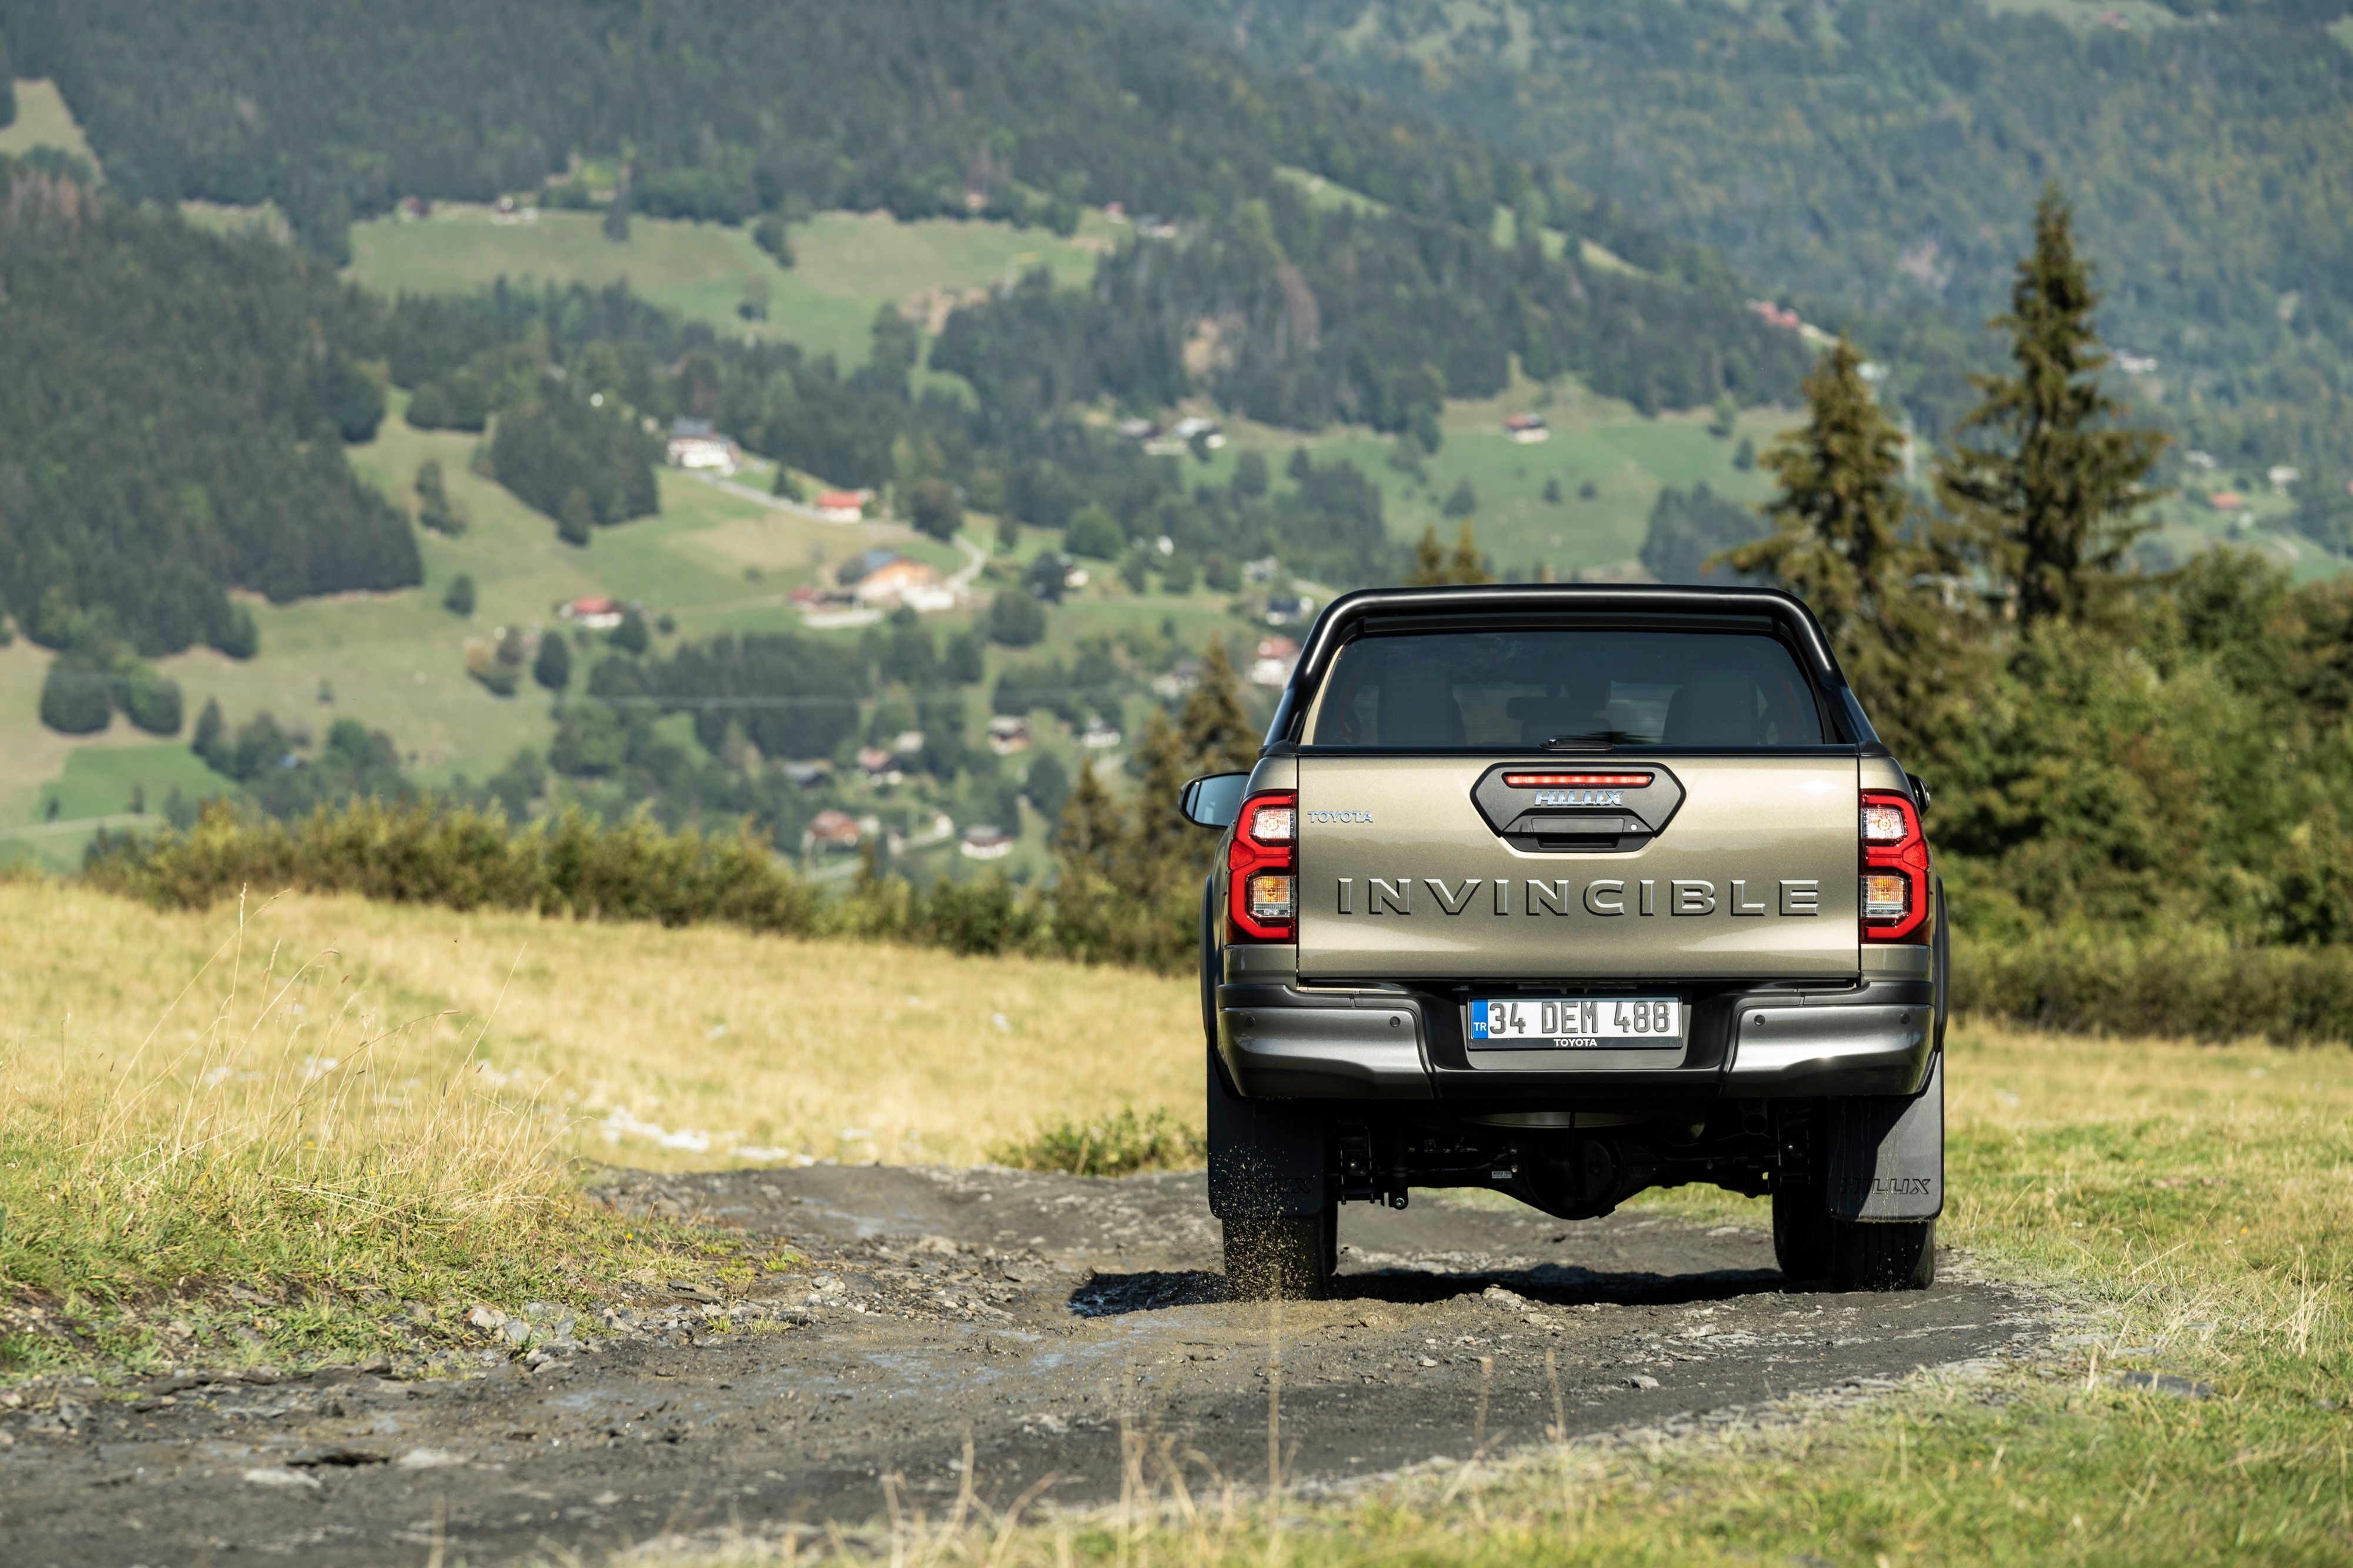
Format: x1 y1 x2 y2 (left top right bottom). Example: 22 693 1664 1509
1862 873 1911 920
1247 875 1297 920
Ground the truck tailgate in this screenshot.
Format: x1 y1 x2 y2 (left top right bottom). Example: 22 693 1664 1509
1294 753 1861 982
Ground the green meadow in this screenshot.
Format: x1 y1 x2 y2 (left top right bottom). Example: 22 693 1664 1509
0 79 97 169
345 203 1119 368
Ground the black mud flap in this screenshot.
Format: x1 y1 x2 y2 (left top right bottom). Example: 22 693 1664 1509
1827 1052 1943 1222
1201 876 1332 1220
1206 1045 1332 1218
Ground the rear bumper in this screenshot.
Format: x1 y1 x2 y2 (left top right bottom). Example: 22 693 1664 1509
1215 975 1935 1101
1218 985 1434 1099
1722 982 1935 1097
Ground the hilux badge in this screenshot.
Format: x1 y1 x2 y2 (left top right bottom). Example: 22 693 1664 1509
1532 788 1622 807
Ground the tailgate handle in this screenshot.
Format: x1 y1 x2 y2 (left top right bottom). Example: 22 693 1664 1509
1472 762 1685 855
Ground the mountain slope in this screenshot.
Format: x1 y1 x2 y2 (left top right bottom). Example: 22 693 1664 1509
1159 0 2353 472
0 161 418 657
1 0 1811 428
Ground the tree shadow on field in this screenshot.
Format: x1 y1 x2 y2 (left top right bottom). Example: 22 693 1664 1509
1067 1263 1792 1318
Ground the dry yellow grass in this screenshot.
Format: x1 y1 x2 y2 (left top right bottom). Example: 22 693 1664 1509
0 879 1201 1173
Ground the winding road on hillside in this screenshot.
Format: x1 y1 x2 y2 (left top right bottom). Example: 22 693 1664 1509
0 1168 2049 1566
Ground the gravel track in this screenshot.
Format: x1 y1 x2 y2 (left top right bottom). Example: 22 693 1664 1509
0 1166 2048 1565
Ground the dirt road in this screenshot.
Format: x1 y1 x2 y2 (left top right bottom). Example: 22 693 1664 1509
1 1166 2047 1565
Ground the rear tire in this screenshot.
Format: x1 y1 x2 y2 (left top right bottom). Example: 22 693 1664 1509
1771 1182 1834 1282
1829 1217 1937 1292
1223 1210 1334 1302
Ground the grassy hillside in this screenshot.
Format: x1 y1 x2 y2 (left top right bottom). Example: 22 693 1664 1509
0 78 92 168
4 879 2347 1562
346 204 1121 369
0 884 1201 1172
1155 0 2353 482
0 388 970 869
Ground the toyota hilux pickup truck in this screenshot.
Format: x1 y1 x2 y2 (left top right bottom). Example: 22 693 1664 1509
1179 585 1945 1299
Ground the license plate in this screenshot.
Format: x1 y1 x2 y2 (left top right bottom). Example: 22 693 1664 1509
1468 996 1684 1049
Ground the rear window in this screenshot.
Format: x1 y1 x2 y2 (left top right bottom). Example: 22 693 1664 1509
1305 628 1827 750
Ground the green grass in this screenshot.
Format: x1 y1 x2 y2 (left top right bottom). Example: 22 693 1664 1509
1178 371 1786 579
34 743 229 824
0 80 98 172
345 204 1118 368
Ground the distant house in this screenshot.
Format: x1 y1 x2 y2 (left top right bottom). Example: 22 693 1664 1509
959 825 1015 861
1149 662 1198 701
559 595 625 630
782 762 833 791
1251 636 1300 688
1504 413 1549 444
803 808 862 855
666 418 740 475
2116 352 2159 375
2269 466 2301 493
815 489 867 522
986 715 1031 754
852 555 949 610
1143 415 1224 455
1263 594 1315 626
2210 491 2247 511
1747 299 1804 332
1080 716 1123 749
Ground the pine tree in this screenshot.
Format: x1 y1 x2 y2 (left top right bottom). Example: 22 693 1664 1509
1178 642 1259 775
533 630 572 692
1722 336 1914 651
1407 522 1494 585
1724 335 1979 763
1408 525 1448 585
1937 185 2167 627
1447 521 1490 583
1053 758 1124 859
192 697 229 772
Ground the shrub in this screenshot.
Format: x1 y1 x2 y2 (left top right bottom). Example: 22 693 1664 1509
986 586 1048 647
905 478 962 542
986 1107 1205 1176
1952 927 2353 1044
1063 504 1123 559
38 657 111 734
444 573 476 616
122 672 184 736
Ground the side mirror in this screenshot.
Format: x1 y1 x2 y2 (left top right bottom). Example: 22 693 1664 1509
1179 771 1251 830
1905 772 1932 818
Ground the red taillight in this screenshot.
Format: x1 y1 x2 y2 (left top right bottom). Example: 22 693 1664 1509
1227 790 1298 942
1500 772 1654 789
1860 789 1930 943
